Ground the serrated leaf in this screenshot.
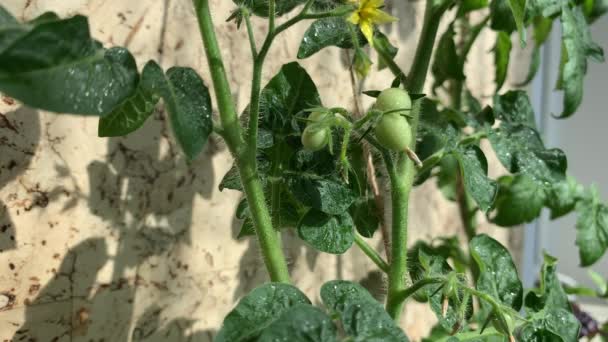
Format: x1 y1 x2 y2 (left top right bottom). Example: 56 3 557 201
298 209 354 254
258 304 338 342
98 61 163 137
494 31 512 91
432 25 465 90
289 176 356 215
232 0 305 17
488 124 566 184
518 308 580 341
375 31 398 71
157 67 213 160
493 90 536 128
297 17 360 59
558 4 605 118
574 187 608 266
260 62 322 133
544 176 583 219
215 283 311 342
320 281 409 341
417 99 460 160
470 235 523 314
219 164 242 191
453 146 498 212
491 174 546 226
0 15 138 115
524 253 570 312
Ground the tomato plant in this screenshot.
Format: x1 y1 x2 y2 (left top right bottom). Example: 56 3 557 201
1 0 607 340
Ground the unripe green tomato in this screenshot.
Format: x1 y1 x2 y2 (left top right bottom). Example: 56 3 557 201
301 111 330 151
375 88 412 115
374 113 412 151
492 313 515 336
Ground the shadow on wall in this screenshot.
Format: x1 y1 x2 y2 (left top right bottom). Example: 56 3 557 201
9 107 221 341
0 107 40 253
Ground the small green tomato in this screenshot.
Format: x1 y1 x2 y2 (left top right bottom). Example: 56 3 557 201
301 111 330 151
374 113 412 151
375 87 412 115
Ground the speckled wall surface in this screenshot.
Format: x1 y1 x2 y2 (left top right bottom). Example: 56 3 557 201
0 0 527 340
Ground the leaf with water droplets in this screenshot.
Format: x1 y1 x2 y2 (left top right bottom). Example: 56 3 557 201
297 17 363 59
98 61 164 137
470 234 523 316
0 15 138 115
156 67 213 160
215 283 311 342
453 146 498 212
258 304 338 342
298 209 354 254
321 280 409 341
491 174 546 226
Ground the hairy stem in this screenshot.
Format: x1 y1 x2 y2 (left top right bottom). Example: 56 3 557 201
354 233 390 273
384 0 446 320
394 277 444 303
193 0 290 283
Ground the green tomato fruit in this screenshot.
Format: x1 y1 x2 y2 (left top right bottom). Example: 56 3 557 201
375 88 412 115
374 113 412 151
301 111 330 151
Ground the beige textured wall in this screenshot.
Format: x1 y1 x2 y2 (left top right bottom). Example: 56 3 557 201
0 0 527 341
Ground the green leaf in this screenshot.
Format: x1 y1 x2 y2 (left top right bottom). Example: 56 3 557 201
259 62 322 133
417 99 460 160
155 67 213 160
518 308 580 341
544 176 583 219
232 0 305 17
557 4 605 118
491 174 546 226
490 0 517 33
470 234 523 312
525 0 564 20
298 209 354 254
258 304 338 342
493 90 536 128
98 61 163 137
289 176 356 215
215 283 311 342
584 0 608 23
524 253 570 311
351 198 380 238
507 0 527 44
320 280 409 341
458 0 489 16
574 187 608 266
0 15 138 116
257 304 337 342
488 116 568 182
494 31 512 92
432 25 465 90
219 164 243 191
437 154 459 201
453 146 498 212
516 17 552 86
297 17 360 59
375 31 398 71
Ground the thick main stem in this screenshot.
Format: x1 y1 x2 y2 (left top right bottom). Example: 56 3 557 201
384 0 445 320
193 0 290 283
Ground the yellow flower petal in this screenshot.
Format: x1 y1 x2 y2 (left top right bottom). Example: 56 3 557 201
360 20 374 46
348 11 361 24
368 0 385 7
368 9 398 24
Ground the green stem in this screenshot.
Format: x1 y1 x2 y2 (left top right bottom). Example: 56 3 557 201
354 233 389 273
394 277 444 303
435 328 504 342
244 10 258 58
193 0 290 283
384 0 446 321
193 0 243 153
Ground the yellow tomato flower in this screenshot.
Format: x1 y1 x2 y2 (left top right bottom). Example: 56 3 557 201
347 0 397 46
